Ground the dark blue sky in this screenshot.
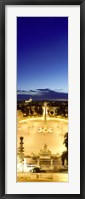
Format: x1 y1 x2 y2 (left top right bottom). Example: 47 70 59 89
17 17 68 93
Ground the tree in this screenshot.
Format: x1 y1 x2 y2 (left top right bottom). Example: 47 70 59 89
35 106 43 116
38 106 43 115
61 132 68 166
63 132 68 150
35 106 39 114
61 150 68 166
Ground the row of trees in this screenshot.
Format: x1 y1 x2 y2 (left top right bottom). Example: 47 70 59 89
17 101 68 117
47 106 67 117
57 106 68 117
20 105 43 116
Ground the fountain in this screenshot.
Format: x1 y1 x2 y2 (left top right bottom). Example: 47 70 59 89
38 102 53 134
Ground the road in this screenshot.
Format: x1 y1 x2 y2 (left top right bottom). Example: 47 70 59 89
17 172 68 182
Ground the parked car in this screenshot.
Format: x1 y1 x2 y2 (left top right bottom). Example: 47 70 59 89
30 167 46 173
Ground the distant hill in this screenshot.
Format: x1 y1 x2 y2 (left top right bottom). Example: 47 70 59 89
17 88 68 101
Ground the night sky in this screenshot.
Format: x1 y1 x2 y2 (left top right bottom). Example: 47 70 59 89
17 17 68 93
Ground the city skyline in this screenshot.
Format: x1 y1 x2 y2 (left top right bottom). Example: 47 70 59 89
17 17 68 93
